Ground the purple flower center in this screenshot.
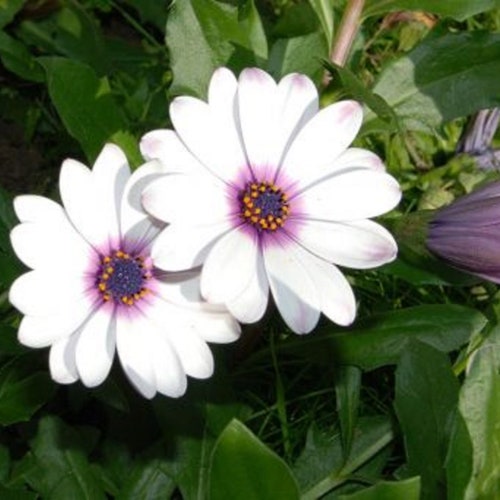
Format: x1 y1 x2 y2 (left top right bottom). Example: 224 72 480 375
96 250 151 305
239 181 289 232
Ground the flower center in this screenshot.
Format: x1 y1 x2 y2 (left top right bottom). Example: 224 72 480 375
240 181 289 231
96 250 151 306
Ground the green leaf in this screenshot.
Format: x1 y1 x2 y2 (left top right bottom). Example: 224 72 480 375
21 416 106 499
301 416 394 499
268 31 328 83
39 57 140 164
267 305 486 371
0 355 55 425
0 0 25 29
394 340 459 499
335 365 362 459
364 0 500 21
323 61 399 133
445 411 473 500
208 419 300 500
166 0 268 97
308 0 334 48
366 32 500 133
0 486 36 500
0 32 44 82
339 477 421 500
459 326 500 499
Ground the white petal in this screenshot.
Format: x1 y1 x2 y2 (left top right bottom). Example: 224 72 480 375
145 298 214 379
92 144 131 242
201 229 260 304
297 168 401 221
75 307 116 388
270 73 319 167
120 159 165 249
170 95 247 184
148 327 187 398
18 301 93 348
49 334 79 384
59 159 108 250
263 237 320 334
295 219 398 269
140 129 206 175
13 195 64 223
192 313 241 344
237 68 278 173
142 174 230 226
151 222 231 271
116 313 156 399
208 67 238 110
331 147 386 172
9 270 91 316
226 251 269 323
279 100 363 189
10 220 94 272
297 251 356 326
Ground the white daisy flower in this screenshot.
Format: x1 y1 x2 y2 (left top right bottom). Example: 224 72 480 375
140 68 402 334
9 144 240 399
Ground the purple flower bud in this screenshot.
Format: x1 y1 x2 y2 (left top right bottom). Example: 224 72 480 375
427 181 500 283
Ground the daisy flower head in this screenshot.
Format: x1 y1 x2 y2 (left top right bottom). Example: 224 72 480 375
141 67 402 334
9 144 240 399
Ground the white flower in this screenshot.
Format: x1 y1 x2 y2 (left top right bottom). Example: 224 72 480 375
140 68 402 334
9 144 240 399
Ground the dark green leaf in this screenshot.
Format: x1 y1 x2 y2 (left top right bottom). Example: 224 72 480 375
0 486 37 500
39 57 140 164
0 32 44 82
267 305 486 371
395 340 459 499
0 355 55 425
0 0 25 29
458 326 500 499
166 0 268 97
366 32 500 133
339 477 421 500
21 416 106 499
364 0 500 21
308 0 334 47
208 419 300 500
335 365 362 459
268 32 328 83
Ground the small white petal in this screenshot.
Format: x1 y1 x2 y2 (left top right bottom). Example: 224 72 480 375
226 251 269 323
297 251 356 326
263 237 320 334
279 100 363 189
59 159 108 249
192 313 241 344
295 219 398 269
18 302 93 348
13 195 64 223
151 222 231 271
116 313 156 399
75 307 116 388
170 95 247 184
92 144 131 242
9 270 91 316
140 129 206 175
49 334 79 384
120 159 165 248
270 73 319 167
142 174 230 226
237 68 278 172
145 298 214 379
208 67 238 110
201 229 260 304
297 168 401 221
10 220 94 272
331 147 386 172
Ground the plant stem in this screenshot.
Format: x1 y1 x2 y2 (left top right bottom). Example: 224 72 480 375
330 0 366 67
